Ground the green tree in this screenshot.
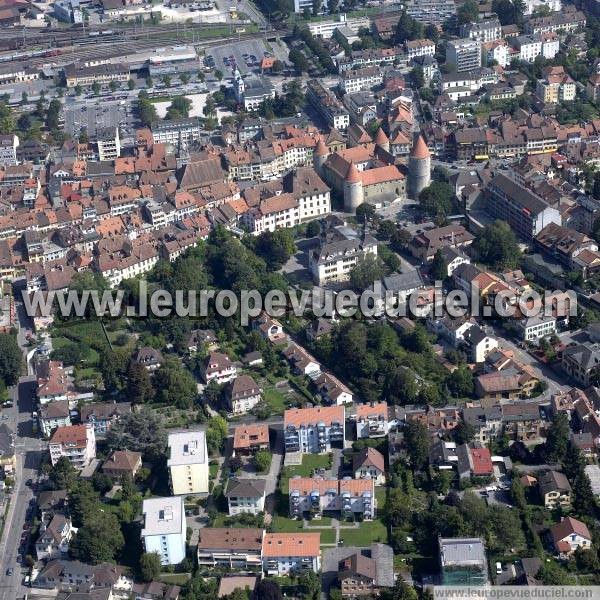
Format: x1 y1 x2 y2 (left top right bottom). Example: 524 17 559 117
288 49 310 73
154 359 197 409
20 91 28 106
106 407 167 460
138 95 158 127
306 220 321 237
180 73 191 85
49 456 78 490
139 552 161 582
91 82 101 96
127 79 136 90
109 80 118 92
253 450 272 473
99 348 130 394
473 219 521 270
453 419 476 444
166 95 192 119
145 76 153 88
446 365 474 398
252 580 282 600
545 412 570 462
46 99 61 131
126 361 154 404
161 74 171 88
206 415 228 454
404 421 430 470
91 472 113 495
418 181 455 219
0 103 14 134
252 229 296 270
0 334 21 386
410 66 424 88
457 0 479 23
74 84 82 96
349 254 385 291
204 95 216 117
431 248 448 280
214 69 223 81
384 367 419 405
394 11 424 44
298 570 320 600
69 511 124 564
381 579 418 600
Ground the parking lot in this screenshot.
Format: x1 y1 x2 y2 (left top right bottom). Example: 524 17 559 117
205 38 287 76
64 99 130 138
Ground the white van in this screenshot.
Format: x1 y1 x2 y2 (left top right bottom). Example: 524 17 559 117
496 562 502 574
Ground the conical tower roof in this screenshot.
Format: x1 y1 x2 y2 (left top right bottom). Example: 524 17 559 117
314 137 328 157
410 134 430 159
345 161 361 183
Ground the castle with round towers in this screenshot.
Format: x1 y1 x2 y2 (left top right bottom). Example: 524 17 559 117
313 128 431 213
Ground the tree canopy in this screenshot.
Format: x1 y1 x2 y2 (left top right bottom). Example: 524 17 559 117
473 220 521 270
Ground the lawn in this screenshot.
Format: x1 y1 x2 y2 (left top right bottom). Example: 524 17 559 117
375 486 386 512
209 463 219 479
280 453 332 493
271 516 336 544
339 519 388 546
263 387 287 415
159 573 192 585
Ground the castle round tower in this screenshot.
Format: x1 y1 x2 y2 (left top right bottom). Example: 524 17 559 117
374 127 390 153
313 137 329 176
408 133 431 199
344 161 364 213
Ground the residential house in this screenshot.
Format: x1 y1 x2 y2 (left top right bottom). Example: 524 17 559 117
456 443 494 480
439 537 488 585
134 347 163 371
550 517 591 557
562 342 600 386
262 532 321 575
464 326 499 363
439 246 471 277
253 313 288 345
39 400 71 438
167 431 209 495
353 447 386 485
141 496 186 565
35 514 77 561
409 225 474 261
48 424 96 469
36 360 69 404
306 318 333 342
225 375 263 416
501 402 546 443
225 478 267 516
80 402 131 435
313 372 353 405
518 315 556 344
186 329 218 353
233 424 270 456
538 470 572 509
334 545 394 597
201 352 237 384
355 402 389 439
197 527 264 569
462 404 503 444
284 406 345 454
282 343 321 377
102 449 142 479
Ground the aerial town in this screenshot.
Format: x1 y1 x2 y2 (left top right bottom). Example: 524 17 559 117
0 0 600 596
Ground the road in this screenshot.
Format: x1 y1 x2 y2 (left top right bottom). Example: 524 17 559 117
0 302 44 600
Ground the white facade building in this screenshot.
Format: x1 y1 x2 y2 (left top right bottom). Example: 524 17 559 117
141 496 186 565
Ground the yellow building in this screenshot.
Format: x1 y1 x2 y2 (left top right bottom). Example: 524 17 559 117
167 431 209 495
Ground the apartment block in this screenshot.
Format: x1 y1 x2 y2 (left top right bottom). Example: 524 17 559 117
446 39 482 72
284 405 345 454
225 478 266 516
262 533 321 575
355 402 389 438
197 527 264 569
289 477 375 520
141 496 186 565
167 431 209 495
486 173 561 240
460 18 502 42
340 67 383 94
306 80 350 131
48 424 96 469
